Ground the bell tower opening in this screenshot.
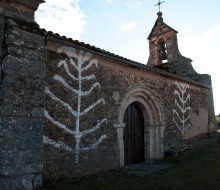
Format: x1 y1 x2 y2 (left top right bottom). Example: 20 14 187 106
147 12 182 67
159 39 167 63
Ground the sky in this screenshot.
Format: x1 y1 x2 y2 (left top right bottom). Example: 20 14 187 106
35 0 220 115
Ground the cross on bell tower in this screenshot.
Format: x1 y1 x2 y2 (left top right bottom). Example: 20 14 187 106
154 0 165 12
147 1 183 66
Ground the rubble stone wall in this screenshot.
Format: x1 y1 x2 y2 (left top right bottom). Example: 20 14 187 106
0 0 217 185
0 5 46 190
43 40 214 179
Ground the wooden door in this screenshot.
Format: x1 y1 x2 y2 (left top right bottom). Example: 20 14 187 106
123 102 144 164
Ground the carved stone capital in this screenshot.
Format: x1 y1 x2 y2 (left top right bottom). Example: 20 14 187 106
113 122 126 129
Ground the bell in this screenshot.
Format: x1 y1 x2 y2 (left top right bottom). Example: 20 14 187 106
159 41 167 60
160 51 167 60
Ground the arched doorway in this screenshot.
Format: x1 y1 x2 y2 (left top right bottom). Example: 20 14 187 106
115 87 165 167
123 102 144 164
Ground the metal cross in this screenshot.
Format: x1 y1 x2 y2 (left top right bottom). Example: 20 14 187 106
154 0 165 12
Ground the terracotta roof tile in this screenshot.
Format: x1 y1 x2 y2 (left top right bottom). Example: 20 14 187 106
44 29 209 89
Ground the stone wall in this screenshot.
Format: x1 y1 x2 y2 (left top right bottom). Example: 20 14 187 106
44 44 119 179
0 1 46 189
0 0 217 185
44 37 214 179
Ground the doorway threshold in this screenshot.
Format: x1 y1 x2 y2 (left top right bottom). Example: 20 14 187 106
122 160 172 177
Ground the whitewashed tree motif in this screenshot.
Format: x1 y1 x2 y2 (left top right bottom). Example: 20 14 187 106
173 81 191 135
44 47 107 163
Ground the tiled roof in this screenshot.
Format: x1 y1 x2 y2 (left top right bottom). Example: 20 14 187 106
7 12 209 89
45 29 209 89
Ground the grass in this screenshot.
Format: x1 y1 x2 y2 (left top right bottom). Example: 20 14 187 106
43 142 220 190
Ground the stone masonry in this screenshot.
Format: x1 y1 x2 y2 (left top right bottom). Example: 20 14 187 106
0 0 217 187
43 34 216 179
0 0 45 189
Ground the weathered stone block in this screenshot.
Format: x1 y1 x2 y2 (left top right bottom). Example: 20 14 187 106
17 136 43 150
0 165 15 176
10 174 34 190
31 107 44 117
0 179 11 190
22 163 43 174
0 136 17 150
0 3 20 15
24 49 39 61
1 87 14 105
31 79 45 91
2 117 44 138
6 25 44 49
7 46 23 57
1 104 13 116
0 150 22 166
21 149 43 164
9 173 43 190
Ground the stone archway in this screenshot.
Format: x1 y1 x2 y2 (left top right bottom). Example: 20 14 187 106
114 87 165 167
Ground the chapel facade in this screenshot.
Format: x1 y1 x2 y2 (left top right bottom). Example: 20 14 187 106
0 0 217 189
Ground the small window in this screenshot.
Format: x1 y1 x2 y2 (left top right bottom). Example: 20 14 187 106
159 40 167 63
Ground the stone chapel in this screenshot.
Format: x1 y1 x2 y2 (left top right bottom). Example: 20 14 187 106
0 0 217 189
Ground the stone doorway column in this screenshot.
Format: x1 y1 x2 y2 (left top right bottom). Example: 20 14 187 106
148 124 165 159
114 123 126 167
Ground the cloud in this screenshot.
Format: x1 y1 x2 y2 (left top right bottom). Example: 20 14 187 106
126 0 142 7
100 0 113 3
120 20 136 30
35 0 87 40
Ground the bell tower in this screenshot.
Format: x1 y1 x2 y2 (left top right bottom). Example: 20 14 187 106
147 12 182 66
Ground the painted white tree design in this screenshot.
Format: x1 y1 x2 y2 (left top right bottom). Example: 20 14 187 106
44 46 107 163
173 81 191 135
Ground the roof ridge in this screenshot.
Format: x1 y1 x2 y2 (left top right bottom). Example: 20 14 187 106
45 29 209 89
